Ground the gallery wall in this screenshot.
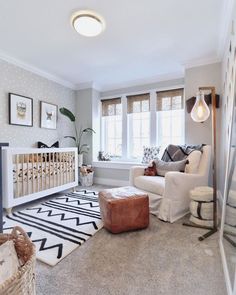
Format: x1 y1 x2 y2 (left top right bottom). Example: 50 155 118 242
0 59 76 148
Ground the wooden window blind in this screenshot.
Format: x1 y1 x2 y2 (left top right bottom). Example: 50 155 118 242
127 93 150 114
101 98 121 116
156 88 184 111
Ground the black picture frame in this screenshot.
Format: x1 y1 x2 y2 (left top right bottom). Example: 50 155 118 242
9 93 33 127
40 101 58 130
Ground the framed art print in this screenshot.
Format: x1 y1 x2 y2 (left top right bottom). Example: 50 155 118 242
40 101 58 129
9 93 33 127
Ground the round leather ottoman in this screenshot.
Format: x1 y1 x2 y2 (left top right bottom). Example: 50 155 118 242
98 186 149 234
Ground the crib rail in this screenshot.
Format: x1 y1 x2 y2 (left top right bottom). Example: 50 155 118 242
2 148 78 210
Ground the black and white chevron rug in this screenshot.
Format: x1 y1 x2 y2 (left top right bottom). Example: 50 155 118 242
3 190 103 266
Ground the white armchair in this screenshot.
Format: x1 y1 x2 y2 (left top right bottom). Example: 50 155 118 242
129 145 211 223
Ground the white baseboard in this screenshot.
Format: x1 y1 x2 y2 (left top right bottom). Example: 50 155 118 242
94 177 129 187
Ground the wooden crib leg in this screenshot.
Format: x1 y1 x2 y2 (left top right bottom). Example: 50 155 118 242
5 207 12 215
72 187 76 193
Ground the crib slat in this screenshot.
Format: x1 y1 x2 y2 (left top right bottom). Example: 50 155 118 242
69 153 71 182
63 153 65 184
44 153 47 190
27 154 29 195
32 153 35 194
41 153 43 191
49 152 51 189
66 153 69 183
36 153 39 192
52 152 55 188
16 154 19 198
22 154 24 197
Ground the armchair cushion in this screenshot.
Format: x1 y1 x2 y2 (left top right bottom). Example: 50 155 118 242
134 175 165 196
185 150 202 174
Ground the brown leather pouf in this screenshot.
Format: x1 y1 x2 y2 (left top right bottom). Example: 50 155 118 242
98 186 149 234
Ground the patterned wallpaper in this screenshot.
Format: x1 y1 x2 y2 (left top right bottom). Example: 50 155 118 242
0 59 76 148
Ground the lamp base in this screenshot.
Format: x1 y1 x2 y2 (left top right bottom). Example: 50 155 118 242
183 222 217 241
198 228 218 241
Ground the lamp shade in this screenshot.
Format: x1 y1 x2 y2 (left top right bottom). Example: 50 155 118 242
191 91 210 122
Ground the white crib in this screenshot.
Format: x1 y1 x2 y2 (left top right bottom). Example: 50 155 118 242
2 147 78 213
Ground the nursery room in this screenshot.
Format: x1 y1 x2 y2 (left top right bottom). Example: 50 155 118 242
0 0 235 294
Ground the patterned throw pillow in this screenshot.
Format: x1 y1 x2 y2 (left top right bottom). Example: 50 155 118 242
142 146 160 164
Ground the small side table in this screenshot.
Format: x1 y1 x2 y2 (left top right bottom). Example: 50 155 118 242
188 186 214 226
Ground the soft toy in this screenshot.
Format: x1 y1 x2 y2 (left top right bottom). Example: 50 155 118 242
144 161 157 176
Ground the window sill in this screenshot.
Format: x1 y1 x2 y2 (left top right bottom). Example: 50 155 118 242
92 160 146 170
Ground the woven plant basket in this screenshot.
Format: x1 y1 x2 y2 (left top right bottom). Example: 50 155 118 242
0 226 36 295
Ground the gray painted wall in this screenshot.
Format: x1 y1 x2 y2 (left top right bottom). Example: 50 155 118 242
0 59 76 148
94 168 129 182
101 78 184 97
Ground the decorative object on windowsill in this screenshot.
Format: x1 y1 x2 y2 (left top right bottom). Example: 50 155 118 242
142 146 160 164
40 101 58 130
59 107 95 167
0 226 36 295
9 93 33 127
79 166 94 186
183 87 219 241
98 151 111 161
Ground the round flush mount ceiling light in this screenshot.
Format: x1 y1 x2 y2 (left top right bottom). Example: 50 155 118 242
71 10 105 37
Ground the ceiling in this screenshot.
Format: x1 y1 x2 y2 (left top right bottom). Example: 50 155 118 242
0 0 225 90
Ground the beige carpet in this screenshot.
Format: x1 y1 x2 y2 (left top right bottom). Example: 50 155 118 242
36 197 226 295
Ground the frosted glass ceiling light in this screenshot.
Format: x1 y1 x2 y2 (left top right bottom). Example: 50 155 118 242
191 91 210 122
72 10 105 37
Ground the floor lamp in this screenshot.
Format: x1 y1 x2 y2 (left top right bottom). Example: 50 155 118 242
183 86 218 241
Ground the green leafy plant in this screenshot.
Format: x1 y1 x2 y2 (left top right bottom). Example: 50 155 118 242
59 107 95 154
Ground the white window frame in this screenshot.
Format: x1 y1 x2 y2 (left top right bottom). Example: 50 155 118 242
127 112 151 160
99 85 185 163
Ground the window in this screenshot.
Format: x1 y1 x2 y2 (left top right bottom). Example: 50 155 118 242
101 98 122 157
156 89 184 149
127 93 150 159
99 88 185 163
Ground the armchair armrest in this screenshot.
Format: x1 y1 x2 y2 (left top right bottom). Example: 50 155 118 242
129 166 145 186
164 171 207 201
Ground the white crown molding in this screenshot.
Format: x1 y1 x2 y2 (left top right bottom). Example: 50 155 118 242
0 50 77 90
98 71 184 93
75 81 102 92
217 0 235 58
183 56 222 70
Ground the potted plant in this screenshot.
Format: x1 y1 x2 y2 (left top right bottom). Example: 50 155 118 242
59 107 95 167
